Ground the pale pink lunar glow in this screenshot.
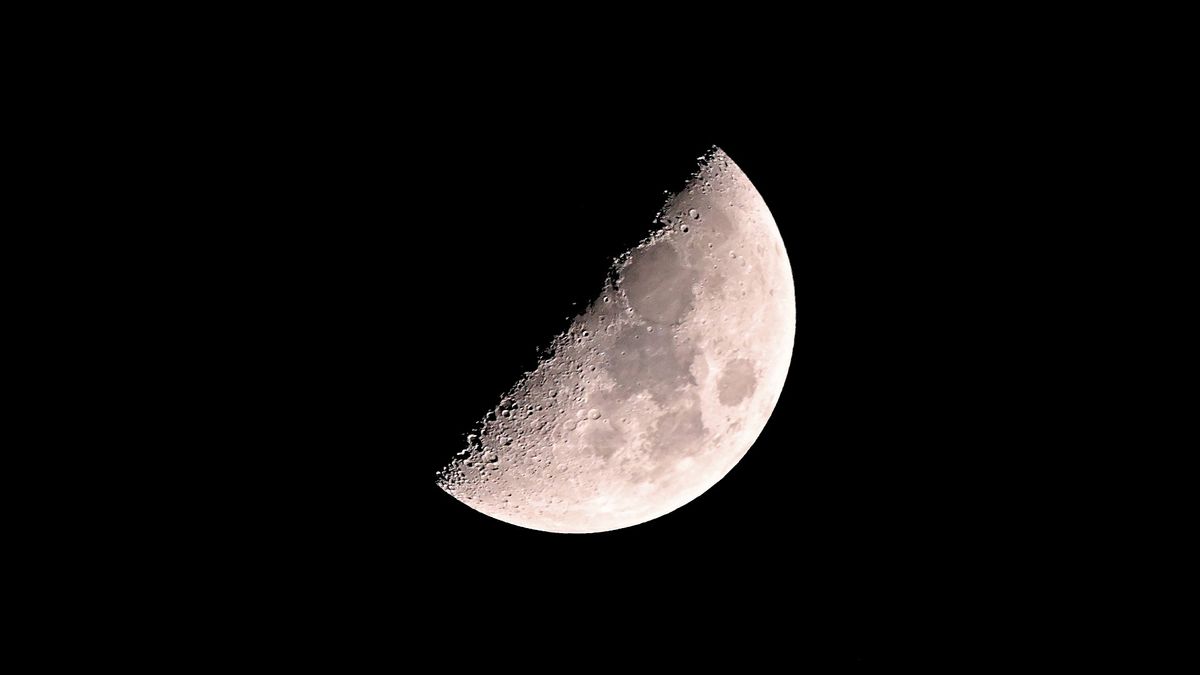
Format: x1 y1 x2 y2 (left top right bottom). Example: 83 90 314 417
437 148 795 533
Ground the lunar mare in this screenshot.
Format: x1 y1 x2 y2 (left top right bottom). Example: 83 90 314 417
437 148 795 533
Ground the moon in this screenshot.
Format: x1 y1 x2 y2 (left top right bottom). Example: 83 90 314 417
437 147 795 533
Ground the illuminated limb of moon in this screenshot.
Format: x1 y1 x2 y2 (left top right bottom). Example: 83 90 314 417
437 148 795 533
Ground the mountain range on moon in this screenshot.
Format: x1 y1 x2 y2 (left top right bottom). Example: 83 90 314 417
437 147 795 533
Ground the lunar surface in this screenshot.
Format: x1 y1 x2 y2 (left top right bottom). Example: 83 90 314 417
437 148 795 533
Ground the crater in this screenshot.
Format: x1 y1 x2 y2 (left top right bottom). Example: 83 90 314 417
582 419 624 460
696 202 737 241
617 242 697 326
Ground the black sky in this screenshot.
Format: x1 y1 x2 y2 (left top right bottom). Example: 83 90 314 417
197 94 1043 664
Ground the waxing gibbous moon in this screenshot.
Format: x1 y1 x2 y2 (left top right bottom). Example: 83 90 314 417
437 148 795 533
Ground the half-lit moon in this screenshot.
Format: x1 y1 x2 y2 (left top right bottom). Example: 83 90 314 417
437 148 795 533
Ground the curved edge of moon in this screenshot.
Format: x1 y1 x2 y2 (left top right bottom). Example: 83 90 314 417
437 147 795 533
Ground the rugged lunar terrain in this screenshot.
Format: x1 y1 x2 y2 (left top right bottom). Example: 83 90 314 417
437 148 795 533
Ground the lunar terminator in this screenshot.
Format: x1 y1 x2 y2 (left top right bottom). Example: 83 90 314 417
437 148 795 533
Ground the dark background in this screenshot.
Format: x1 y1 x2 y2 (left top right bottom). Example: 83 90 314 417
177 90 1053 664
40 15 1152 666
